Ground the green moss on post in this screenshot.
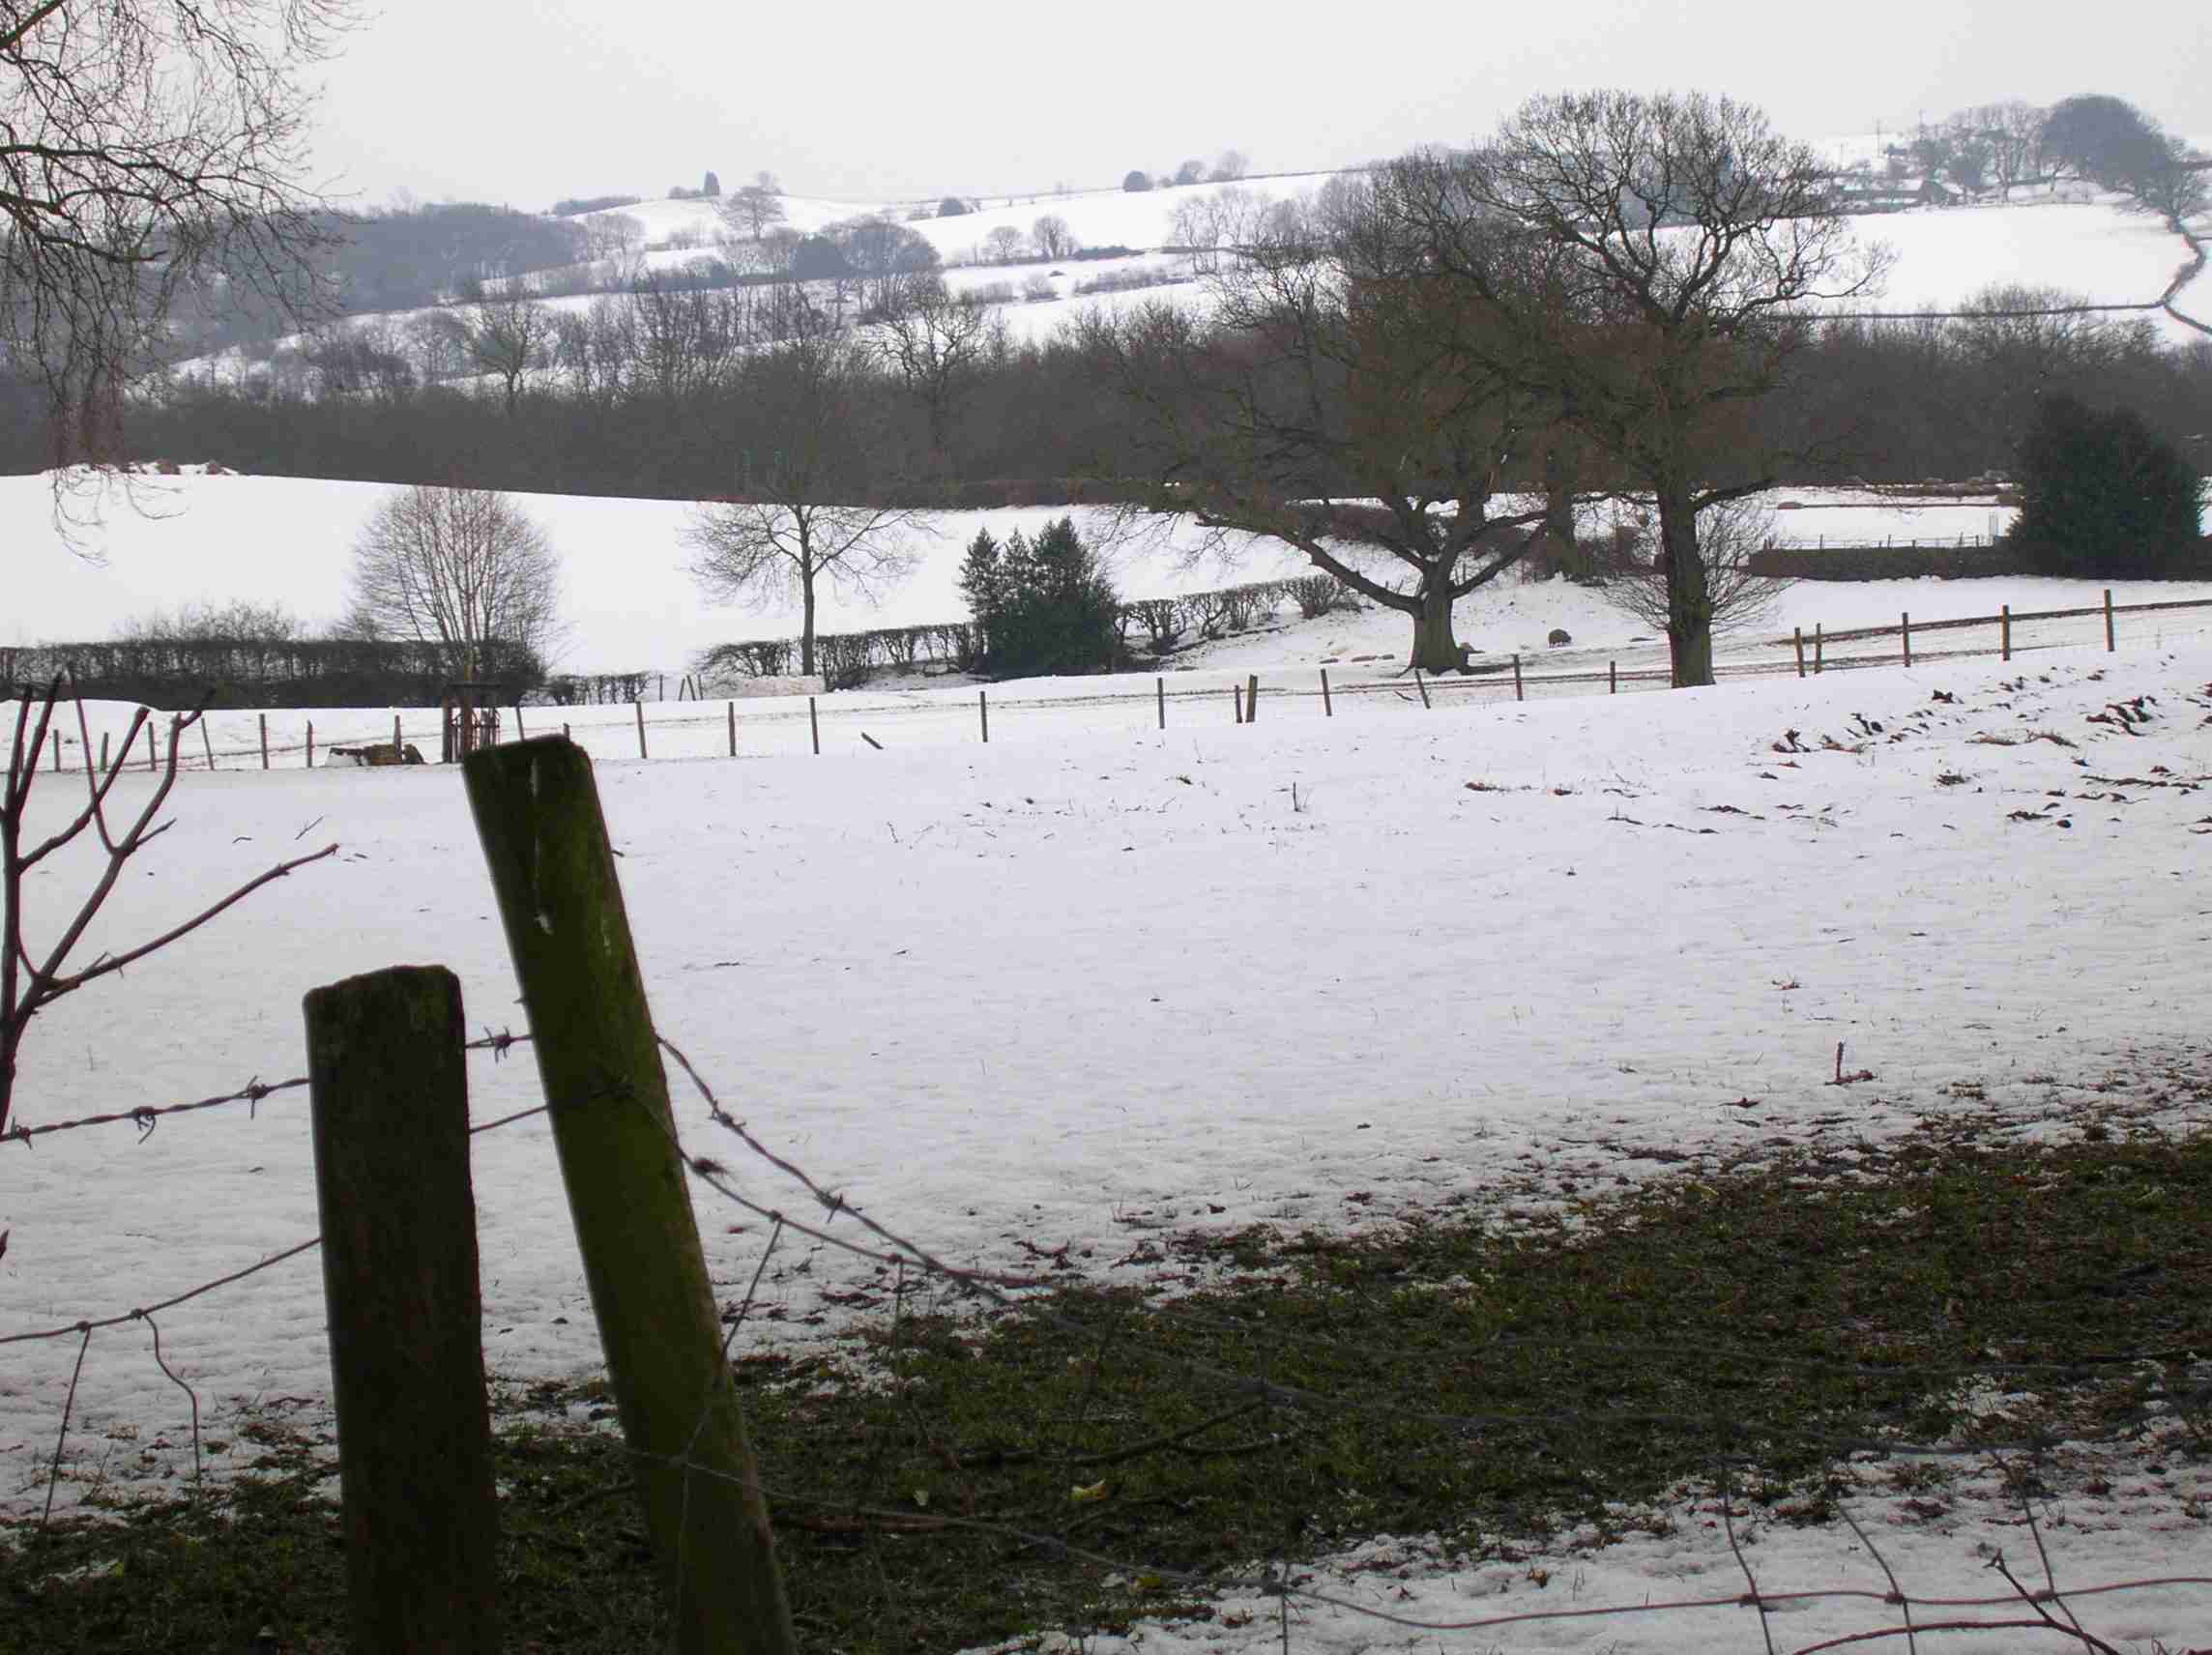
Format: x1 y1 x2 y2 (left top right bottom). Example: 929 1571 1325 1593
464 738 796 1655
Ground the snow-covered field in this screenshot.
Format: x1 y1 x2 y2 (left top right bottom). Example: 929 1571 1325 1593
12 471 2212 686
4 612 2210 1647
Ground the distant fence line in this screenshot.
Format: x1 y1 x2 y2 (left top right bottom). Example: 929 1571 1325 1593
17 591 2209 775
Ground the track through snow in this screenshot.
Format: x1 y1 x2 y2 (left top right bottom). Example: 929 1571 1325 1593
3 643 2210 1646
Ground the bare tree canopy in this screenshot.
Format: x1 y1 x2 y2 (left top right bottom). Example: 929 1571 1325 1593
720 183 788 240
1591 498 1791 638
1 0 363 469
1084 185 1557 674
872 276 1006 462
1380 91 1885 685
683 334 927 678
344 484 566 682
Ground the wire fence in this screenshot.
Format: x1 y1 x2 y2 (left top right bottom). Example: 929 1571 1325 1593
9 1010 2206 1651
25 591 2212 778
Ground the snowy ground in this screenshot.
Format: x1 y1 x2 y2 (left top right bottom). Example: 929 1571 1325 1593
3 613 2210 1647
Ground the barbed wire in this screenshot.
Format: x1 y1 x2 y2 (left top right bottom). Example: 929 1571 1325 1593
4 1030 531 1148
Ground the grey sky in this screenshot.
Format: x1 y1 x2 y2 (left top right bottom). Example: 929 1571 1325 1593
306 0 2209 210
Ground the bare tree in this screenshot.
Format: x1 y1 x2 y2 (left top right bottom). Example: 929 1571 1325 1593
1084 185 1557 674
1382 92 1886 685
872 277 1007 461
1168 185 1270 272
1 0 362 474
1173 159 1207 187
344 485 566 682
684 335 926 678
1031 214 1078 260
1210 149 1252 183
980 225 1030 264
462 292 558 415
1592 498 1792 638
722 183 788 240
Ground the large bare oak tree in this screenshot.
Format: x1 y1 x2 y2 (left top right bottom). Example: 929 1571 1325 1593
344 484 566 682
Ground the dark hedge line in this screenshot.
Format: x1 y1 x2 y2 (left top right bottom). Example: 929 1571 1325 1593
697 574 1358 690
3 637 543 710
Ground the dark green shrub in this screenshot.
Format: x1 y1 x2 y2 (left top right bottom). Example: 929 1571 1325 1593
2009 393 2203 578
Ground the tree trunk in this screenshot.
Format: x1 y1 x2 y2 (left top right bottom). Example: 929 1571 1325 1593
800 581 817 679
1408 572 1465 674
1653 484 1715 687
1541 443 1578 566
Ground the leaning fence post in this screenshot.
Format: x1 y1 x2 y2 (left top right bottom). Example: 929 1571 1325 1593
2103 589 2114 653
201 723 217 771
1512 654 1524 703
304 965 501 1653
1245 673 1259 723
634 699 648 760
2001 604 2011 661
808 697 819 755
464 740 798 1655
978 689 989 744
1320 667 1332 717
1814 624 1824 675
1413 669 1431 709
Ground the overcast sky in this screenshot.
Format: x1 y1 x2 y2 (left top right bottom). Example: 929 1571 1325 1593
306 0 2210 211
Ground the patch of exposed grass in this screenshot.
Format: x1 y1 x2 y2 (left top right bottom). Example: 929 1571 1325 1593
7 1130 2208 1653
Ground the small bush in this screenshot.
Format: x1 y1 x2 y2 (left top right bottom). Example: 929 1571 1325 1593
1121 170 1153 192
1284 573 1353 619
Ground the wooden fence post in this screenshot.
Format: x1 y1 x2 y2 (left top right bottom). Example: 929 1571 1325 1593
1793 626 1805 678
808 697 819 755
464 740 798 1655
259 713 269 769
1414 669 1430 709
304 965 500 1653
202 723 217 771
979 689 989 744
99 733 109 774
1231 683 1242 724
1814 624 1824 675
2104 589 2114 653
727 700 737 757
1245 673 1259 723
2001 605 2011 661
1902 612 1912 668
48 732 59 772
393 714 402 761
1155 676 1165 731
143 718 157 771
634 700 647 759
306 721 314 769
1512 654 1524 703
1610 660 1617 695
515 705 528 740
1321 668 1332 716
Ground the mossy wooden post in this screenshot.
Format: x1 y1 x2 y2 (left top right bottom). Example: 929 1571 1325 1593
304 966 500 1653
99 733 108 773
1320 668 1332 717
464 739 797 1655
